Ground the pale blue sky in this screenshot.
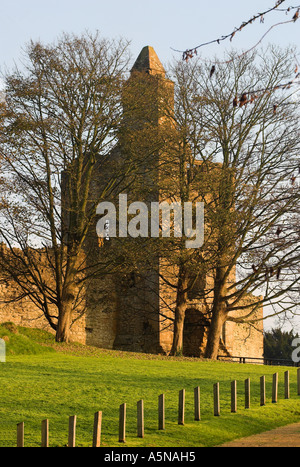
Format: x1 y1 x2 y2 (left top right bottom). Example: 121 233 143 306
0 0 299 74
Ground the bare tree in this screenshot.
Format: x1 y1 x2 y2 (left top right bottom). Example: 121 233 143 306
0 32 136 342
167 45 300 358
173 0 300 63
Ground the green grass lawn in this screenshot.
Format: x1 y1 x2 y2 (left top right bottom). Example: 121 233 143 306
1 323 300 447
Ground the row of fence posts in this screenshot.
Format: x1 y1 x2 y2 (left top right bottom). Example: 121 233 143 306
16 369 298 447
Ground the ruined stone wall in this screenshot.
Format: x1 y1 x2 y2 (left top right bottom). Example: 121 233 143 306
83 272 118 349
0 281 55 333
0 243 58 334
0 267 119 348
0 243 117 347
0 280 87 344
0 240 264 359
224 295 264 360
157 260 177 354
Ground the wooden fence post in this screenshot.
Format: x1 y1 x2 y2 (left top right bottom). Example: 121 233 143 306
178 389 185 425
213 383 220 417
260 376 266 406
245 378 250 409
17 422 24 447
68 415 76 447
284 371 290 399
194 387 201 421
93 411 102 447
137 400 144 438
272 373 278 403
119 403 126 443
41 419 49 447
158 394 165 430
231 380 237 413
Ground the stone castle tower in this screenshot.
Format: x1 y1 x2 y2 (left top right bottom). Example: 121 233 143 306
0 46 264 359
82 45 264 359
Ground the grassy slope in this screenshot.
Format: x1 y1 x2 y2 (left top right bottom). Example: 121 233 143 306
1 323 300 447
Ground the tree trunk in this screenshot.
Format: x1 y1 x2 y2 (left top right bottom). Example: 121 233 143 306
55 265 77 343
204 304 226 360
56 303 72 342
170 265 188 356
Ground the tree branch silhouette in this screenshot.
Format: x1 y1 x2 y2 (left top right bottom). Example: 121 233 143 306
171 0 300 62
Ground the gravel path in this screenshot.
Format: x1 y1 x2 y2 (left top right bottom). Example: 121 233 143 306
219 423 300 447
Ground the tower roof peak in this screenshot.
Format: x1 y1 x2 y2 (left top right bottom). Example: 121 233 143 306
131 46 166 77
